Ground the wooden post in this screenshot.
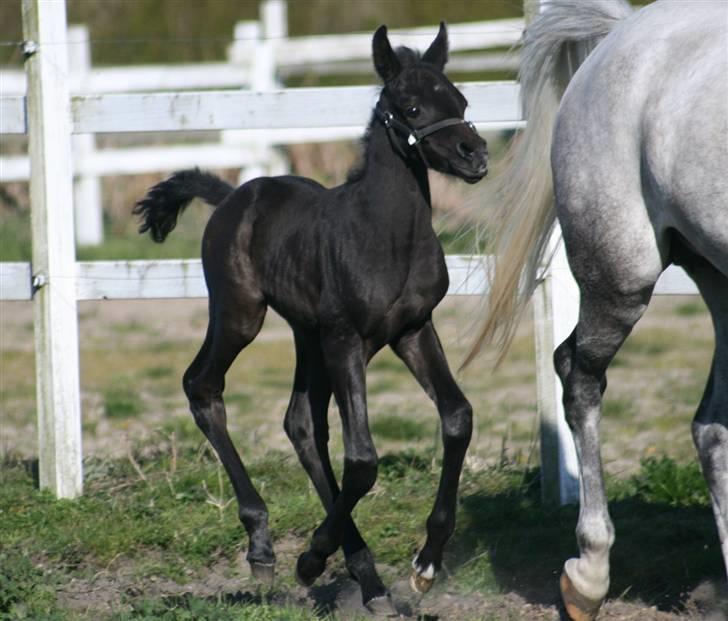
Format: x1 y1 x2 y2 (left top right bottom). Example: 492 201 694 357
68 25 103 247
524 0 579 505
23 0 83 498
224 1 290 183
534 233 580 504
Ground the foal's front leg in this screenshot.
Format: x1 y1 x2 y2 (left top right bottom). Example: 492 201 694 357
285 332 391 612
391 321 473 593
295 333 379 587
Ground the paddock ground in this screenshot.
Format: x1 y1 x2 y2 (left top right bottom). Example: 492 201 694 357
1 294 726 620
0 293 714 469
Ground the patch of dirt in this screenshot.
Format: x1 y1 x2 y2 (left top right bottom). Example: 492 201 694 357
53 538 723 620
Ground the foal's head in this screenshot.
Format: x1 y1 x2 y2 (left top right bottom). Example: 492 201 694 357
372 23 488 183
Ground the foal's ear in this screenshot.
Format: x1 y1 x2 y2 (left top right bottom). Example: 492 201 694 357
422 22 449 70
373 25 402 82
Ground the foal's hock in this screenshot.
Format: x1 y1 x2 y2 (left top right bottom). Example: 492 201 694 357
134 23 486 613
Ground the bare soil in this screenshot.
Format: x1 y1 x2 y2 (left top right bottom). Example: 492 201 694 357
53 533 726 620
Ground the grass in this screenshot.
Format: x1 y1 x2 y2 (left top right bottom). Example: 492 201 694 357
369 414 435 441
674 301 708 317
103 383 145 419
0 443 722 620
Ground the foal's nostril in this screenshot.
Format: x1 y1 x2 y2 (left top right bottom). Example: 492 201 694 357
456 142 474 160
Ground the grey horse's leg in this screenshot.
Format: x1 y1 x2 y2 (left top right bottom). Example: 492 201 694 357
680 256 728 577
556 284 654 621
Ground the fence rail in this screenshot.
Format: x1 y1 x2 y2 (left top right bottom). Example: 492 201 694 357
0 259 697 303
1 0 701 504
0 3 522 245
0 82 521 135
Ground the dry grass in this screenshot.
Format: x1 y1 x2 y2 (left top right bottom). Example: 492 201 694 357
0 292 712 475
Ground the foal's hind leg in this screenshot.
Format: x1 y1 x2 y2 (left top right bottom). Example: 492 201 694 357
681 258 728 577
183 299 275 582
391 321 473 594
295 332 379 588
284 330 393 613
557 284 654 621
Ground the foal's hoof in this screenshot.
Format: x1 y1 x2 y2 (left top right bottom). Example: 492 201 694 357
295 551 326 587
409 559 436 594
364 593 398 617
560 571 604 621
250 561 276 587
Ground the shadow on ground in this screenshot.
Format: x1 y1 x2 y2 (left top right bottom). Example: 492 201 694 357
448 469 724 615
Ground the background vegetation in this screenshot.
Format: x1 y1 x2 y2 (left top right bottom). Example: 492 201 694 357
0 0 522 66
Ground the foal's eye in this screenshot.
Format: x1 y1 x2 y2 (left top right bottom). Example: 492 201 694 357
405 106 420 119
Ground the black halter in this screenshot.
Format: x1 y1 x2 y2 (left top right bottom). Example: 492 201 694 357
374 104 477 148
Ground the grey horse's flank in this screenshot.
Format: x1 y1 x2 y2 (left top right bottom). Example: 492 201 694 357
472 1 728 619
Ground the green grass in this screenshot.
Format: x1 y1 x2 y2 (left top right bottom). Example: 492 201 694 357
104 383 144 419
602 397 637 421
109 599 336 621
0 444 721 620
370 414 435 441
674 301 708 317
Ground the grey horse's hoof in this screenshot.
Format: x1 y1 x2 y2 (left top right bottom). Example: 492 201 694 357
560 571 604 621
250 561 275 587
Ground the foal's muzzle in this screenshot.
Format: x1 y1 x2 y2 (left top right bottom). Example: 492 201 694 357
453 138 488 183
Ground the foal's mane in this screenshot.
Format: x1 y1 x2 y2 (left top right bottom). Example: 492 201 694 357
346 46 429 184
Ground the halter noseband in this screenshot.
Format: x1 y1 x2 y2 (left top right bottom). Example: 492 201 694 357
374 104 477 147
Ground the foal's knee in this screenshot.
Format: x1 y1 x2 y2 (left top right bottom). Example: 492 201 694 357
182 371 225 434
342 451 378 498
442 400 473 450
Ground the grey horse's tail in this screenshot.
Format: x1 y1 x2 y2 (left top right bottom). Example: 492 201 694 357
133 168 234 243
464 0 633 367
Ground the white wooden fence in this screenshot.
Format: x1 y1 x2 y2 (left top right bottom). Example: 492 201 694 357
0 0 699 504
0 0 523 245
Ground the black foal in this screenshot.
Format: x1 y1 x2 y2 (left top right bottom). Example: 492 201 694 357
134 23 487 613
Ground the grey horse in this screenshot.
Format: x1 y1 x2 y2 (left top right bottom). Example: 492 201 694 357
467 1 728 619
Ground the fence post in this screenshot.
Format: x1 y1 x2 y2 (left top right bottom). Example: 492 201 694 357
22 0 83 498
68 24 103 247
534 230 580 504
224 0 289 182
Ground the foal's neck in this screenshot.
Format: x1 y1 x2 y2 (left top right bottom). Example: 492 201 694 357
360 117 431 208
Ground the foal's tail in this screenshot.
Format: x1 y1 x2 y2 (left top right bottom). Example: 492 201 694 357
464 0 633 367
133 168 235 242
